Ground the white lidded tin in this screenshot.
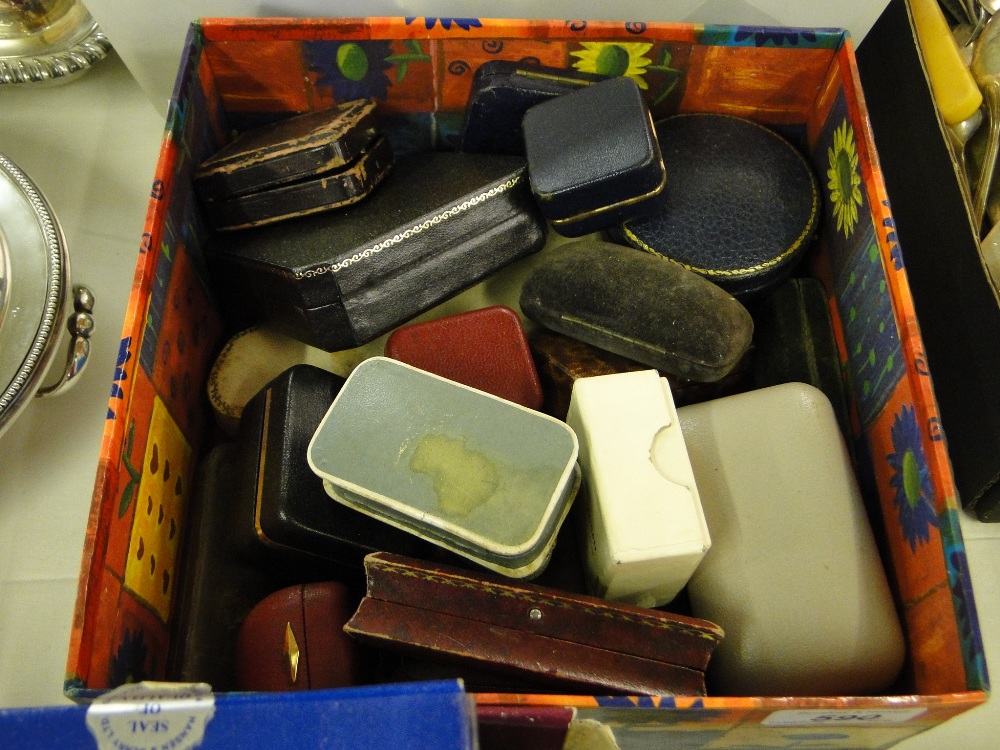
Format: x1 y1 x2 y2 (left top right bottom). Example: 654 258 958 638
0 152 94 437
307 356 580 578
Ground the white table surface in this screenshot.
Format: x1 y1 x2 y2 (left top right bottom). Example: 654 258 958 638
0 47 996 748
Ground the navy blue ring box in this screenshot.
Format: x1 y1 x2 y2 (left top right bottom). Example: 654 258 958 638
608 113 819 301
523 76 667 237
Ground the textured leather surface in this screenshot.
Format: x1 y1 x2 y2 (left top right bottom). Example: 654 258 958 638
344 552 723 696
202 134 394 231
529 331 753 420
194 99 380 199
748 277 851 442
460 60 607 156
235 582 363 691
609 113 819 300
384 305 543 409
522 76 665 235
519 238 754 382
207 152 547 351
235 364 447 579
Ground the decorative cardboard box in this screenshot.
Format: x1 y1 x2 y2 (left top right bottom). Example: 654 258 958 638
856 0 1000 522
68 16 988 749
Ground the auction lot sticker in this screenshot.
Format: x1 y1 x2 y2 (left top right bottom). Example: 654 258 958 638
86 681 215 750
762 708 928 727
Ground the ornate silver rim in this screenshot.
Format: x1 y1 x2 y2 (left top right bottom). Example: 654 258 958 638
0 22 111 86
0 152 67 432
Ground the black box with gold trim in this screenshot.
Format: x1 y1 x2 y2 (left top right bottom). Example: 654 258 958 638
205 151 547 352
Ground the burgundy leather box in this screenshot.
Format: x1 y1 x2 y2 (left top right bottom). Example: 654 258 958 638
236 581 365 691
344 552 724 696
384 305 543 409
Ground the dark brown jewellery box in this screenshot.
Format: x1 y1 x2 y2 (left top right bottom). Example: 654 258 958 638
193 99 392 231
206 151 547 351
522 75 666 237
233 364 449 581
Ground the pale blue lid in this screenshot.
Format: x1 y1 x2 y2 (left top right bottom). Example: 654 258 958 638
307 357 579 574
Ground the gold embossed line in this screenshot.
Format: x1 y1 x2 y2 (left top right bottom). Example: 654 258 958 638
622 113 820 279
294 175 522 279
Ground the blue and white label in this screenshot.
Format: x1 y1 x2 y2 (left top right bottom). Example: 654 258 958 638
762 708 928 727
86 681 215 750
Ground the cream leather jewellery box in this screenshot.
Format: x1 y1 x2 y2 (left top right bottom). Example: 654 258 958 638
566 369 710 608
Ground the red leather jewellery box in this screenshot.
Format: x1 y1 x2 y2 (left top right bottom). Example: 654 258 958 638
236 581 364 692
384 305 543 410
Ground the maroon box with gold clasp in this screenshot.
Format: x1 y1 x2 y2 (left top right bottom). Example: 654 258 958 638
236 581 366 692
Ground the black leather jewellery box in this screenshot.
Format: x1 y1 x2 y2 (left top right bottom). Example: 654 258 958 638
233 364 447 581
194 99 392 231
206 151 547 351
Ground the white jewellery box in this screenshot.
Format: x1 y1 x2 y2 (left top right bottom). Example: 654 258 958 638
565 369 709 608
306 356 580 578
679 381 905 696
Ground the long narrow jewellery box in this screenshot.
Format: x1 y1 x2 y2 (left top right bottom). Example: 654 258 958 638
206 151 547 351
194 99 392 230
307 357 580 578
344 552 725 696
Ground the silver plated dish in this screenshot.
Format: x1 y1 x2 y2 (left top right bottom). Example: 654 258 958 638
0 152 94 438
0 0 111 86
